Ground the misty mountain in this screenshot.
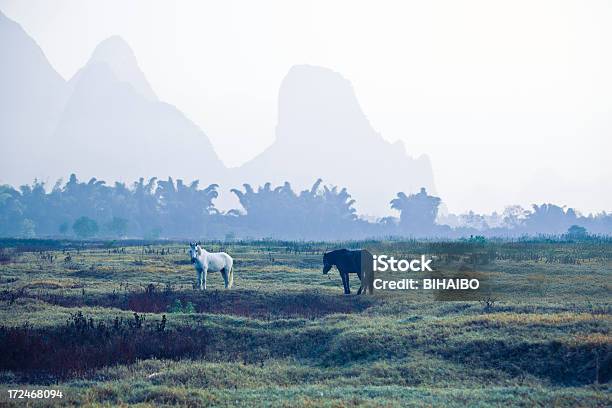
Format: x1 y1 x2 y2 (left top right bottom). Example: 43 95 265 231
0 11 225 187
69 36 157 101
0 12 435 216
232 65 435 215
50 38 225 183
0 10 69 185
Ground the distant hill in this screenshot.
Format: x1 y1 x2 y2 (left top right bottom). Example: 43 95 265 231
50 37 225 184
0 10 225 187
0 12 435 216
68 36 157 101
0 10 69 185
231 65 435 215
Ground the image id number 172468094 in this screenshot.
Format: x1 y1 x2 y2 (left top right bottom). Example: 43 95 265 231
7 389 64 399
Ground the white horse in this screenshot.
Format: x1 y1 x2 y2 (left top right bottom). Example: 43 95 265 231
189 242 234 290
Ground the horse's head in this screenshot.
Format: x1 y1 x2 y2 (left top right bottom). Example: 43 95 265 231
188 241 201 264
322 252 333 274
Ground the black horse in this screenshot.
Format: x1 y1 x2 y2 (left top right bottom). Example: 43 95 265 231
322 249 374 295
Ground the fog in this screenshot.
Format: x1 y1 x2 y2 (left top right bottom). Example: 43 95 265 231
1 0 610 215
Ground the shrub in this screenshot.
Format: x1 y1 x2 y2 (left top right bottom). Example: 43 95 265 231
0 248 15 264
73 216 99 238
168 299 196 314
0 312 212 379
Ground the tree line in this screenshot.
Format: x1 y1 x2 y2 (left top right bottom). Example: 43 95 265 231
0 174 610 240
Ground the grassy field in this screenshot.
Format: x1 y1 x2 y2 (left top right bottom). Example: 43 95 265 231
0 239 610 407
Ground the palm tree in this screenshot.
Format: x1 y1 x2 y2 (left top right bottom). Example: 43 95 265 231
390 187 441 234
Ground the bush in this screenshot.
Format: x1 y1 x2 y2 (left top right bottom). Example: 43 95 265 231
0 248 15 264
168 299 196 314
0 312 211 379
73 216 99 238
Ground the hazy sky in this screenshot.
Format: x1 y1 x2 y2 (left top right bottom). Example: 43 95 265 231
1 0 610 214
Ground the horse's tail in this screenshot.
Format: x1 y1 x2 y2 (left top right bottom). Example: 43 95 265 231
228 259 234 289
362 265 374 295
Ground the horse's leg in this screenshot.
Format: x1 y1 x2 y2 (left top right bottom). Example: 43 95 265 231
345 273 351 294
201 268 207 290
221 268 229 288
196 269 201 290
367 271 374 294
340 272 350 294
357 270 363 295
228 264 234 288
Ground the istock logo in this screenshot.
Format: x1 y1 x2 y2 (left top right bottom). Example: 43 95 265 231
373 255 433 272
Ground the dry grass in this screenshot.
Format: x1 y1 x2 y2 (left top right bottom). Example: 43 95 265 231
0 239 610 406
